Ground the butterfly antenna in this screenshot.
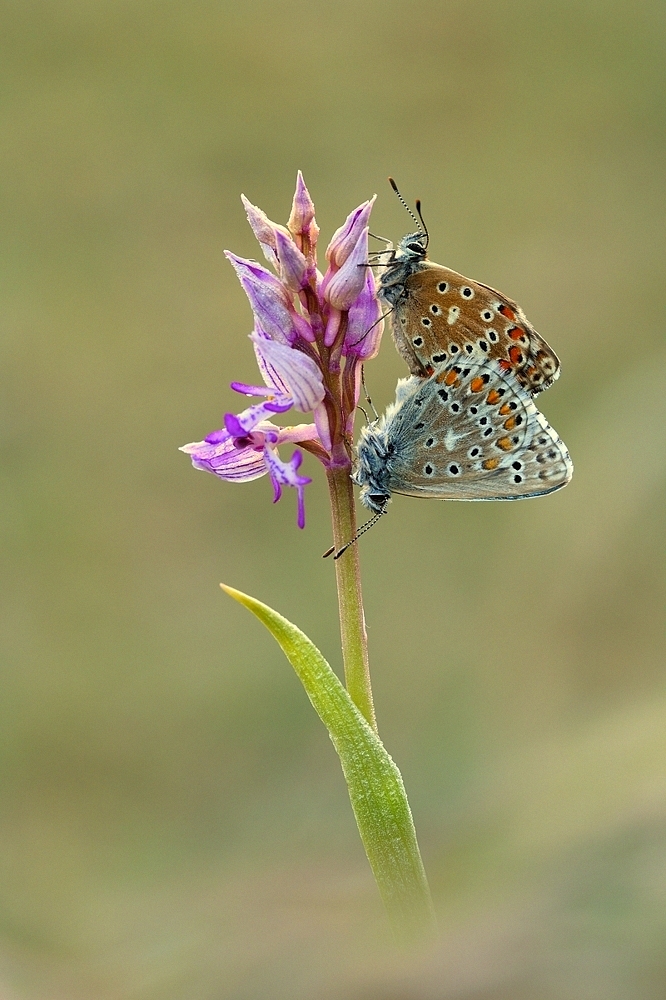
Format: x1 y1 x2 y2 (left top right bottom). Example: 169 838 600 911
388 177 424 235
322 506 388 560
361 364 379 421
415 198 429 251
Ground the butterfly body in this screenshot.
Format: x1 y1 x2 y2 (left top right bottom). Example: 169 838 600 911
354 352 572 514
378 232 560 395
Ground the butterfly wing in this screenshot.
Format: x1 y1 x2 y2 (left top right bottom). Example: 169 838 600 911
380 356 572 501
388 262 561 394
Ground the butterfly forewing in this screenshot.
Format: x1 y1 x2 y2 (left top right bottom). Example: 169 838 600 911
379 250 561 394
355 355 572 508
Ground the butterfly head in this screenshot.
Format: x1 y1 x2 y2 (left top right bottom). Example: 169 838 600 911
396 230 428 259
353 423 394 514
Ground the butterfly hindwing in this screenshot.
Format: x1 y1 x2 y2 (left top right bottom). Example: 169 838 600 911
354 354 572 509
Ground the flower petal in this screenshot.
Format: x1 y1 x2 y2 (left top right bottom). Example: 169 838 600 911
272 422 320 445
230 380 275 397
224 398 293 437
250 334 325 412
226 252 298 345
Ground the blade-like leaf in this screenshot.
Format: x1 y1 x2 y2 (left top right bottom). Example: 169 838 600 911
221 584 436 940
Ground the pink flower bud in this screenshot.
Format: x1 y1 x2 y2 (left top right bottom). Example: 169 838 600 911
343 267 384 360
325 196 375 269
241 195 291 267
322 227 369 311
275 229 308 292
288 171 319 258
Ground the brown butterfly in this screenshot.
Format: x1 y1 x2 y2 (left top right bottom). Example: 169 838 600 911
376 179 560 395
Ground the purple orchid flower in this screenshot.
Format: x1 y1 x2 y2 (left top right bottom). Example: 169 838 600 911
181 172 385 527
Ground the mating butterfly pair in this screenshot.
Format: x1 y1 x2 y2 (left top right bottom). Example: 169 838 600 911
346 182 572 546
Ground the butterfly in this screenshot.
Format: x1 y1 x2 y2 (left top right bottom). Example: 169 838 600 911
376 180 561 395
352 351 572 522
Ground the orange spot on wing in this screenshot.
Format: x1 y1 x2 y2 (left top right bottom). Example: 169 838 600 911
498 359 512 372
496 436 513 451
444 368 459 386
470 376 485 393
508 345 524 365
498 304 517 321
498 402 512 415
503 416 517 430
508 327 524 340
482 457 500 470
486 389 502 405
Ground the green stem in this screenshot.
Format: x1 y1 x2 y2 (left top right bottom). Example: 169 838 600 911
326 463 377 732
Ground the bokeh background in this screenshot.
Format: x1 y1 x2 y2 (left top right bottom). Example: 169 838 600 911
2 1 665 997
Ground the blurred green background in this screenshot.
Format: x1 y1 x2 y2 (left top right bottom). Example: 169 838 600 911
1 1 665 997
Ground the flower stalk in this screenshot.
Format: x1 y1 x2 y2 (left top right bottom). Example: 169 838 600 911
326 464 376 731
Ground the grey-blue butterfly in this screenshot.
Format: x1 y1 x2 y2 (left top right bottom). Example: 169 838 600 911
353 351 573 521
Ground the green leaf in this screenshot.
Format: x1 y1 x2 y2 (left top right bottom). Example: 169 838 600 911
221 584 436 941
